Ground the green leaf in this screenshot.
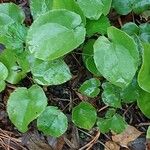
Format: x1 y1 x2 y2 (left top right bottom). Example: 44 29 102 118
138 43 150 93
27 9 85 61
79 78 100 98
82 39 101 76
102 82 121 108
0 49 30 84
102 0 112 15
7 85 47 132
77 0 104 20
37 106 68 137
0 3 25 23
133 0 150 14
86 15 110 37
146 126 150 139
31 58 72 85
137 89 150 118
110 114 127 133
97 118 111 133
94 26 139 88
30 0 53 20
0 81 6 92
52 0 86 25
72 102 97 130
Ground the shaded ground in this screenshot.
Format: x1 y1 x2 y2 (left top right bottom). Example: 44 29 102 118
0 0 150 150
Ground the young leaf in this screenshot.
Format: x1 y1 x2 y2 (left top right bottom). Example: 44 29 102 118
138 43 150 93
30 0 53 20
76 0 104 20
79 78 100 98
52 0 86 25
0 3 25 23
27 9 85 61
37 106 68 137
137 89 150 118
86 15 110 37
146 126 150 139
7 85 47 132
72 102 97 130
102 82 121 108
94 26 139 88
31 58 72 85
82 39 101 76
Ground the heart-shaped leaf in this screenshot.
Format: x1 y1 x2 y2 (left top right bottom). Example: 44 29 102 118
27 9 85 61
94 26 139 88
37 106 68 137
72 102 97 130
7 85 48 132
31 58 72 85
79 78 100 98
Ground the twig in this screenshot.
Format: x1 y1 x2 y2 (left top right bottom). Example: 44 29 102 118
136 122 150 127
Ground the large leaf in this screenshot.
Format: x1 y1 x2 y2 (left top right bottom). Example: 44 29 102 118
72 102 97 130
86 15 110 37
27 9 85 61
137 89 150 118
0 49 30 84
138 43 150 93
37 106 68 137
30 0 53 20
0 3 25 23
82 39 101 76
94 26 139 88
7 85 47 132
31 58 72 85
52 0 86 25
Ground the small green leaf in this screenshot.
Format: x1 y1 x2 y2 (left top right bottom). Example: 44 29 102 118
146 126 150 139
72 102 97 130
0 3 25 23
137 89 150 118
79 78 100 98
27 9 85 61
138 43 150 93
7 85 47 132
110 114 127 133
52 0 86 25
86 15 110 37
31 58 72 85
102 82 121 108
30 0 53 20
102 0 112 15
82 39 101 76
0 81 6 92
94 26 139 88
37 106 68 137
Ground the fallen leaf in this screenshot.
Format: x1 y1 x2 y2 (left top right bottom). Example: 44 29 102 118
105 141 120 150
112 125 142 148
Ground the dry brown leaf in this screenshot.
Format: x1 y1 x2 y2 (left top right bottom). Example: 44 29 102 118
105 141 120 150
112 125 142 148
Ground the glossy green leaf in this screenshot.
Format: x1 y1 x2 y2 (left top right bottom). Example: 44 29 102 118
0 3 25 23
27 9 85 61
137 89 150 118
86 15 110 37
37 106 68 137
72 102 97 130
146 126 150 139
52 0 86 25
30 0 53 20
77 0 104 20
138 43 150 93
94 26 139 88
0 49 30 84
79 78 100 98
102 82 121 108
31 58 72 85
82 39 101 76
7 85 48 132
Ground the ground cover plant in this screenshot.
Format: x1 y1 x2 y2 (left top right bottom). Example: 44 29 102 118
0 0 150 149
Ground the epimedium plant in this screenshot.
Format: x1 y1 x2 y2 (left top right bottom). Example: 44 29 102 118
0 0 150 137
